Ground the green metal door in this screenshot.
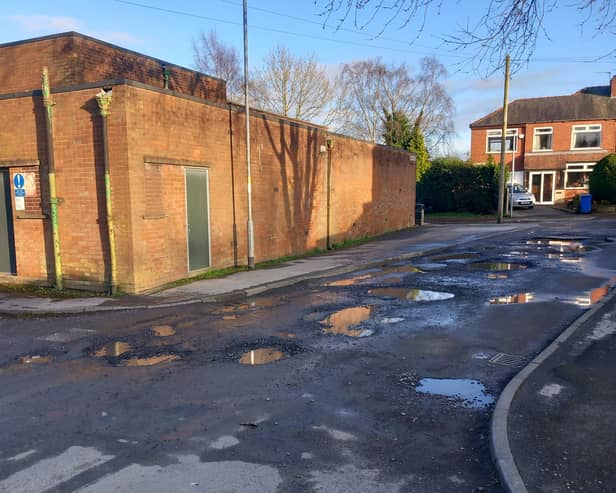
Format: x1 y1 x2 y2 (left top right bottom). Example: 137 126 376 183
0 170 16 274
185 167 210 271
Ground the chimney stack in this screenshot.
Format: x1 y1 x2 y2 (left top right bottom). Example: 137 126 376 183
611 75 616 98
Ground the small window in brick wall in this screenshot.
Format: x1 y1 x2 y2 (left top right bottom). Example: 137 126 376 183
144 163 165 218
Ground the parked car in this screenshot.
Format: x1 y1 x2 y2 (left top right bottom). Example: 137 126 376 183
506 184 536 209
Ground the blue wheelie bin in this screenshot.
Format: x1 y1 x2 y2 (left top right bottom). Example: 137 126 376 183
580 194 592 214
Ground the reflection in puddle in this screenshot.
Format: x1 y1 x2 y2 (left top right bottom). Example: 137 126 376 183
490 293 534 305
547 254 581 263
431 253 479 262
415 378 494 408
149 325 176 337
94 342 132 357
489 283 613 307
239 348 287 365
328 274 372 287
472 352 492 360
368 288 454 302
122 354 179 366
219 296 284 313
19 355 53 365
487 273 509 279
275 332 297 339
320 306 374 337
526 239 588 252
470 262 527 271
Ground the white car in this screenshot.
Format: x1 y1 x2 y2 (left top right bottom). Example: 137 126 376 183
507 184 536 209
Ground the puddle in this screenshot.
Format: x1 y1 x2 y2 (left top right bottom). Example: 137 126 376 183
489 293 534 305
487 273 509 279
320 306 374 337
218 296 284 313
327 274 373 287
415 263 448 271
149 325 176 337
19 355 53 365
470 262 527 271
368 288 454 302
415 378 494 408
526 238 590 252
122 354 179 366
431 253 479 262
489 284 613 307
94 342 133 357
471 352 492 360
275 332 297 339
239 348 287 365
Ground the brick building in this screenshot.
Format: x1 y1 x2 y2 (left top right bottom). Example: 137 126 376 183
0 32 416 294
470 77 616 204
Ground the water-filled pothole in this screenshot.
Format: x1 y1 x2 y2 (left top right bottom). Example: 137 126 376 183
431 253 479 262
489 293 535 305
148 325 176 337
19 355 53 365
470 262 527 271
526 238 590 252
94 342 133 357
122 354 179 366
320 306 374 337
368 288 454 302
239 348 287 365
415 378 494 408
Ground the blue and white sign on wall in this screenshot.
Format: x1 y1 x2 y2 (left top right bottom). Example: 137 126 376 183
13 173 25 190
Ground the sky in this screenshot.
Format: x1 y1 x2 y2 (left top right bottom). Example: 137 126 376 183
1 0 614 155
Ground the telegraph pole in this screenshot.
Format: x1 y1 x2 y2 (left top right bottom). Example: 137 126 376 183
497 54 510 224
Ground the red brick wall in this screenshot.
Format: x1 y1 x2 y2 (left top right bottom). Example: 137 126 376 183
122 87 415 292
0 33 226 103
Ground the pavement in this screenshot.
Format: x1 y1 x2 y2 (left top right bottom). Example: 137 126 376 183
0 221 529 314
1 208 615 492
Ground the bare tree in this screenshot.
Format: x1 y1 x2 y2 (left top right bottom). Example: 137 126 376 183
193 29 242 101
334 56 453 152
249 46 338 123
317 0 616 73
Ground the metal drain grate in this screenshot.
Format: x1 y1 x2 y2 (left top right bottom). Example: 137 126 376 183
489 352 527 367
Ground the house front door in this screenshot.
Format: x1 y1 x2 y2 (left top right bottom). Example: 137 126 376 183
529 171 555 205
0 170 16 274
185 167 211 271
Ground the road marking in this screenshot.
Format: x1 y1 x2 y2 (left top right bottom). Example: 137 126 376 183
0 446 114 493
5 450 36 462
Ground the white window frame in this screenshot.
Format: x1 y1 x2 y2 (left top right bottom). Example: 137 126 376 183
571 124 601 150
486 128 518 154
565 162 595 189
532 127 553 152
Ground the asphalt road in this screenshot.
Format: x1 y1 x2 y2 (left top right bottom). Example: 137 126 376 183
1 214 615 492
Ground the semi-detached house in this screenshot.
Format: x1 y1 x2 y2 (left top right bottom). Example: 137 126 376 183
470 77 616 205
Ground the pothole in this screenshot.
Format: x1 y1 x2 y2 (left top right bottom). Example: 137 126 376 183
320 306 374 337
122 354 180 366
368 288 454 302
19 355 53 365
94 342 133 357
415 378 494 408
469 262 527 271
239 348 287 365
148 325 176 337
489 293 535 305
89 341 184 367
430 253 479 262
487 273 509 279
526 238 590 252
